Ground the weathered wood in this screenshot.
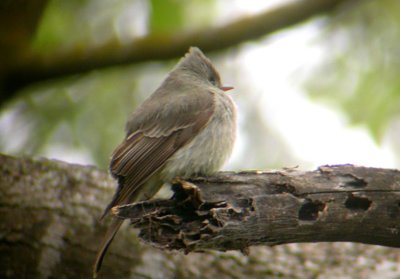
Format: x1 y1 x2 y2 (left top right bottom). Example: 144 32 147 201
0 154 138 279
115 165 400 252
2 153 400 278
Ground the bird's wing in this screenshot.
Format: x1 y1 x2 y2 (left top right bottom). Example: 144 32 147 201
102 91 215 217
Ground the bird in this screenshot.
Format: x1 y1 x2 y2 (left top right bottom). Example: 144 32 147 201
93 46 237 277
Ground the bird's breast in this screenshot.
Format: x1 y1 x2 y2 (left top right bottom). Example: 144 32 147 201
161 92 236 180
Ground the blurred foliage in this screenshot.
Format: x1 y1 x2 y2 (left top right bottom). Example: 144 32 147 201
305 0 400 141
148 0 185 34
33 0 85 52
33 0 151 52
4 0 218 167
1 65 150 168
3 0 400 169
148 0 216 34
33 0 216 53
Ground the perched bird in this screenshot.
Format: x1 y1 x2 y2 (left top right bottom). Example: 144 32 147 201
93 47 237 276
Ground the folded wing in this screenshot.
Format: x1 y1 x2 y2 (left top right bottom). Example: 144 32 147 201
102 90 215 217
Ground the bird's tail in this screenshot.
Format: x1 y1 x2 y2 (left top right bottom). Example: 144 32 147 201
93 218 124 278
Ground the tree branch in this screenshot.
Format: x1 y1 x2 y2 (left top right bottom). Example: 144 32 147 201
3 0 354 97
0 154 139 278
2 153 399 278
115 166 400 252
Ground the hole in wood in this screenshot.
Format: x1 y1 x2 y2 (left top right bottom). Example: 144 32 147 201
344 194 371 211
298 200 325 221
338 174 368 188
346 179 367 188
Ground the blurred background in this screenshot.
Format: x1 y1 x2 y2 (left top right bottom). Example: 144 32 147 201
1 0 399 172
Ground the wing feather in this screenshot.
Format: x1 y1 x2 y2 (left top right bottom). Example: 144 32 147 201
102 92 215 217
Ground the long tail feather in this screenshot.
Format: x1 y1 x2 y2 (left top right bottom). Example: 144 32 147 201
93 218 124 278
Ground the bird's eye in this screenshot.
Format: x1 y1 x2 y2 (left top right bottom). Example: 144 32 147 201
208 74 217 85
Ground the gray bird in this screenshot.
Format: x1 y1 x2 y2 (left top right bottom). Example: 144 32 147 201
93 47 236 276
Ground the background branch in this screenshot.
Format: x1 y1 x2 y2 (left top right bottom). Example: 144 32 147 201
2 0 354 98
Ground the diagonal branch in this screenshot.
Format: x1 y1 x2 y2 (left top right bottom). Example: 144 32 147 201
114 165 400 253
3 0 355 97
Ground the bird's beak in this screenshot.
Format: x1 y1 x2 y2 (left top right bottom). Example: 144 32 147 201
220 86 234 92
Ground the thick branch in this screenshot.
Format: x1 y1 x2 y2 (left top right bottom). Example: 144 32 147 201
115 165 400 252
2 153 399 278
0 154 138 278
3 0 353 96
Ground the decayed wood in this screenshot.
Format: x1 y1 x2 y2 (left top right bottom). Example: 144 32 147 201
2 153 400 278
114 165 400 252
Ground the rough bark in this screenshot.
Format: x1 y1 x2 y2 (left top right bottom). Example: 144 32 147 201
115 166 400 253
1 153 400 279
0 154 138 279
